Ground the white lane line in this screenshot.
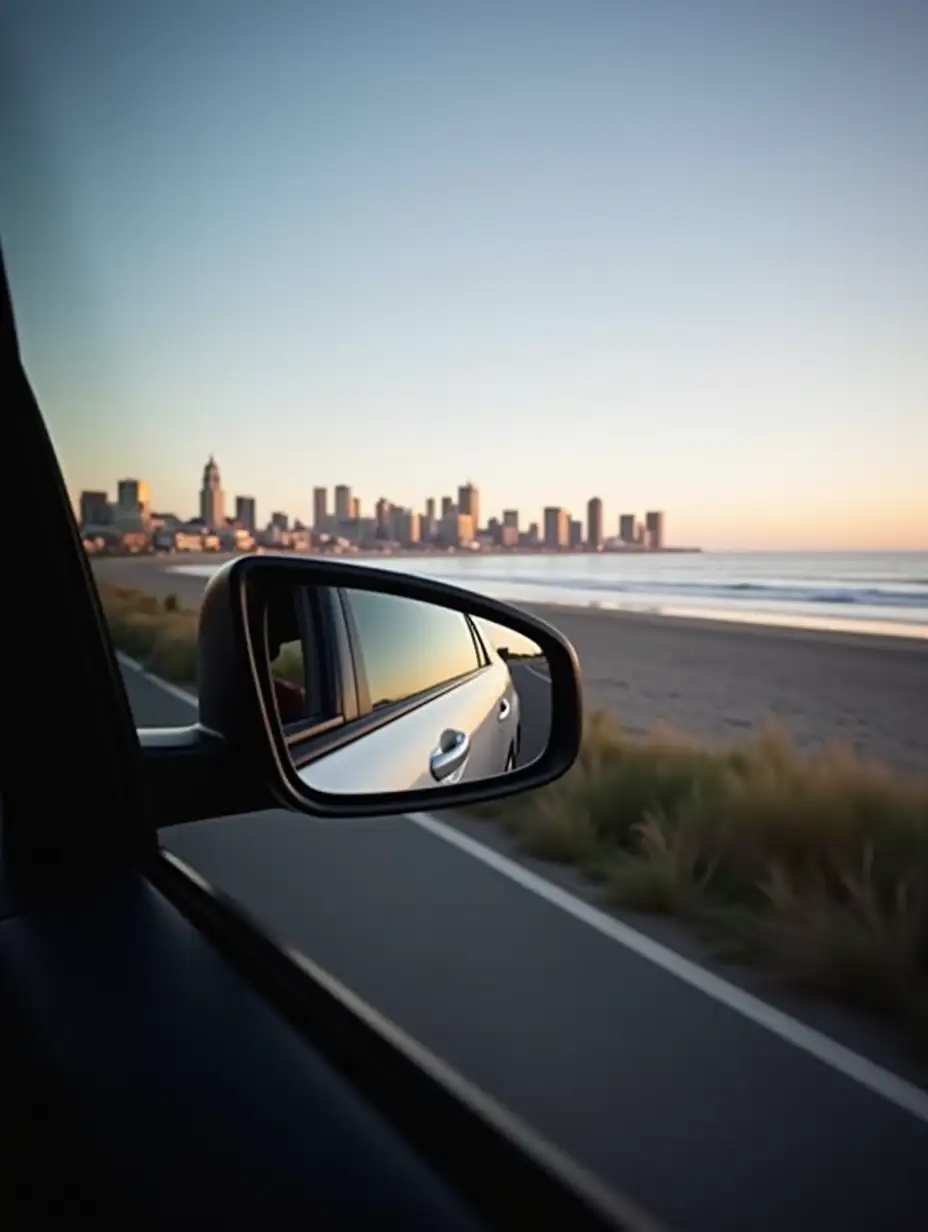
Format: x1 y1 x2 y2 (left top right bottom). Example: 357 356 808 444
116 651 198 707
124 659 928 1125
408 810 928 1125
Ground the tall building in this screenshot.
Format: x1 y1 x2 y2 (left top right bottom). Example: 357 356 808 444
586 497 603 549
313 487 328 531
645 510 665 550
375 497 392 538
394 509 421 545
423 497 437 541
543 507 569 549
440 495 454 520
116 478 151 529
443 512 474 547
351 496 361 519
198 456 224 529
270 511 289 531
458 482 480 534
235 496 256 531
569 519 583 548
334 485 352 521
80 490 111 527
502 509 519 531
619 513 636 544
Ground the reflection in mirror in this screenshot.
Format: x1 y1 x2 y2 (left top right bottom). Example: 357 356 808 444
271 586 553 798
267 588 310 724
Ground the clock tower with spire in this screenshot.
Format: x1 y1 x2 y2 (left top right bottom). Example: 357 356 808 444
199 455 225 529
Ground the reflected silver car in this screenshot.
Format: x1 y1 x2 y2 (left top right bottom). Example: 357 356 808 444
267 586 522 796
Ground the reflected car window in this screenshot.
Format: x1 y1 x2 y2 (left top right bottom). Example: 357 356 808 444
344 591 482 708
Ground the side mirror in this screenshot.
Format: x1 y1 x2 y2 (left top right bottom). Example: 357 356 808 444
197 555 582 820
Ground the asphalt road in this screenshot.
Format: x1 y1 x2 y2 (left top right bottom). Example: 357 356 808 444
125 664 928 1231
509 659 550 766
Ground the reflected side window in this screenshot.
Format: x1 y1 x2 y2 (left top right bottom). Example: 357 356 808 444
268 588 344 732
343 591 482 710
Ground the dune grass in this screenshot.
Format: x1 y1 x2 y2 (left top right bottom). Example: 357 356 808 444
100 579 928 1045
99 581 200 683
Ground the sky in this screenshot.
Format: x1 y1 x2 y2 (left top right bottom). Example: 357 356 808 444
1 0 926 550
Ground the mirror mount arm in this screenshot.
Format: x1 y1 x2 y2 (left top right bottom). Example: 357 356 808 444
138 724 277 828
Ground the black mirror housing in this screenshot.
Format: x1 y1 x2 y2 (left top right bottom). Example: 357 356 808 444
197 555 582 820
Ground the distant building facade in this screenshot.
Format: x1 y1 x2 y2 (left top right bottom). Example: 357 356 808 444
619 513 636 544
587 497 603 549
334 485 352 521
543 507 569 549
645 510 665 549
116 478 151 530
80 490 111 528
458 482 480 534
198 457 224 529
235 495 257 531
313 487 328 531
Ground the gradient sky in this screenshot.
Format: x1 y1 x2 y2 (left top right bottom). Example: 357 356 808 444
1 0 926 550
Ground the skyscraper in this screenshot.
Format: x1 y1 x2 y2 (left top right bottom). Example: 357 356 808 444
199 456 224 529
645 511 665 550
334 485 352 521
619 513 636 544
543 507 569 548
375 497 392 538
313 487 328 531
586 497 603 549
116 478 151 529
235 495 256 531
80 490 111 527
458 482 480 534
423 497 437 541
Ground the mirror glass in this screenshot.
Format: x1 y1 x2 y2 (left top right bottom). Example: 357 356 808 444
263 585 553 797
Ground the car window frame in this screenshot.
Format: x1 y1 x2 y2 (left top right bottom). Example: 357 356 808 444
283 586 359 761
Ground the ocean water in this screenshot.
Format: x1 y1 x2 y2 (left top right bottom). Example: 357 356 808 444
170 551 928 640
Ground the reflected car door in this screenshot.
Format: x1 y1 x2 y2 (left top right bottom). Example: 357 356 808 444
330 588 508 788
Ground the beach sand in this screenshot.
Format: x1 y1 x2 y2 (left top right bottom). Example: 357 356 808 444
94 554 928 775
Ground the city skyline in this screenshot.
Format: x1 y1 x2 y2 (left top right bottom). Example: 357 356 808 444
77 454 668 552
5 3 927 553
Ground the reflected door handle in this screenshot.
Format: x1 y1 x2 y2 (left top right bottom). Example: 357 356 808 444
498 698 512 721
429 730 470 782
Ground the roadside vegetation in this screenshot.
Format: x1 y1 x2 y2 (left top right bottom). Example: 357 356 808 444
98 580 303 685
482 711 928 1051
101 579 928 1048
